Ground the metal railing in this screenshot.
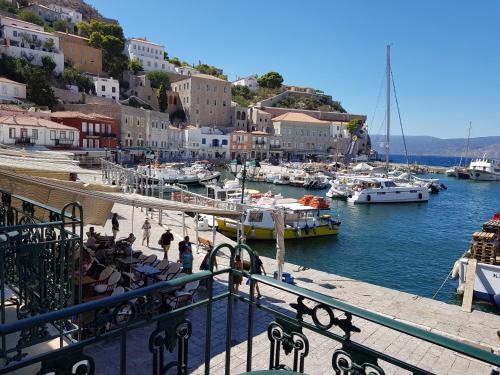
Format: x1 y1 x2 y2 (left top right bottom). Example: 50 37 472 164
55 138 75 146
0 190 83 364
0 241 499 374
14 137 33 145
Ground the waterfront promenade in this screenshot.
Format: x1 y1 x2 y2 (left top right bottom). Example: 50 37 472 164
82 197 500 374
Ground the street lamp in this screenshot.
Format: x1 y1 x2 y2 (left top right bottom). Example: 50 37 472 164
230 156 260 204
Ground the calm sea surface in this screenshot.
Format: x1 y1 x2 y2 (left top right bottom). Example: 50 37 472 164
192 155 500 309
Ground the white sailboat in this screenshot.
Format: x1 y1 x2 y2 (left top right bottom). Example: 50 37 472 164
348 45 428 204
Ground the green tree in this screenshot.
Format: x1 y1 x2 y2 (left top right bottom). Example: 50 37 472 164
233 95 250 107
43 38 55 51
62 67 95 94
157 83 168 113
231 85 252 100
128 57 143 73
78 20 127 77
41 55 56 75
168 57 181 67
53 19 70 32
18 10 44 26
145 71 170 89
26 68 57 108
347 118 364 135
0 0 17 14
257 71 283 89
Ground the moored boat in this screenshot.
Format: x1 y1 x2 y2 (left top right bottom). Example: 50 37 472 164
216 197 340 240
468 157 500 181
453 214 500 305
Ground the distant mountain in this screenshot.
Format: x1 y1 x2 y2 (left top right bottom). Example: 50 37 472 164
370 135 500 158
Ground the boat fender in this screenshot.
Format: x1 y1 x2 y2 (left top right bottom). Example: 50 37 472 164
418 193 422 200
366 194 371 202
451 260 460 279
304 224 310 235
328 221 333 230
494 294 500 307
313 223 317 235
295 226 301 237
456 284 464 296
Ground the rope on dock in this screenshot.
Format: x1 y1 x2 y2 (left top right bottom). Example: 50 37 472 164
432 271 452 299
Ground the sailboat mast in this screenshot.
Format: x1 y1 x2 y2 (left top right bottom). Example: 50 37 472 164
386 45 391 173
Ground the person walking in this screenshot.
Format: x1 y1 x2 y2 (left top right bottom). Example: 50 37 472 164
178 236 192 262
141 219 152 247
233 255 243 294
111 213 119 239
158 229 174 260
181 247 193 274
254 253 266 299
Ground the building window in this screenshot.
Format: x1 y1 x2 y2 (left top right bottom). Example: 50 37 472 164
32 129 38 139
202 138 206 145
101 85 105 92
69 132 74 140
224 87 227 93
60 131 66 139
8 128 15 138
50 130 56 140
222 139 228 145
112 87 116 93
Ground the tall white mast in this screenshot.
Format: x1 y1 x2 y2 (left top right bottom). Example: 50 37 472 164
386 44 391 173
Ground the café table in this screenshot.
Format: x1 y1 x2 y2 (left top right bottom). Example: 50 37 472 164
133 265 161 286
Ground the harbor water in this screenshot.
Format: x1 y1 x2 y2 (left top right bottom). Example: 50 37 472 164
192 156 500 309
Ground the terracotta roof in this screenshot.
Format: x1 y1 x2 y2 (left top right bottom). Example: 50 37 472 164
272 112 329 124
50 111 115 121
0 77 25 86
0 115 78 130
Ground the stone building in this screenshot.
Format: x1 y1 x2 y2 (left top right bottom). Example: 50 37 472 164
171 74 231 128
231 102 248 131
55 32 102 75
272 112 334 160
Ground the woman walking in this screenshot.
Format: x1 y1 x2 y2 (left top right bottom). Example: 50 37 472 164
233 255 243 294
141 219 152 247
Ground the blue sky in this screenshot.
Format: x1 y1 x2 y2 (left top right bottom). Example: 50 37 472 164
87 0 500 138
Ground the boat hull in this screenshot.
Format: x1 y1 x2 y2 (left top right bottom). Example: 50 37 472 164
458 258 500 304
469 171 500 181
216 219 339 240
348 188 429 204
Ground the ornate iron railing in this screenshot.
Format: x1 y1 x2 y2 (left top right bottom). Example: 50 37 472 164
0 242 499 374
0 189 83 363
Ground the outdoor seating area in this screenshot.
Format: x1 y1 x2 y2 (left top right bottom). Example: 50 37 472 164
81 229 199 310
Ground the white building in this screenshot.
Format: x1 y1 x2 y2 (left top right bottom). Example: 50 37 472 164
330 122 349 139
124 38 176 73
168 126 184 160
47 4 83 25
91 76 120 102
184 126 229 160
232 76 258 91
148 112 171 160
0 16 64 74
0 77 26 103
175 65 199 76
0 115 79 148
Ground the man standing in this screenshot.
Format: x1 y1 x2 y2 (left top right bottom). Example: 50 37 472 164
159 229 174 260
111 213 119 239
178 236 192 261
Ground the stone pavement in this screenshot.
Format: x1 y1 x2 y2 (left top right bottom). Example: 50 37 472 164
78 201 500 374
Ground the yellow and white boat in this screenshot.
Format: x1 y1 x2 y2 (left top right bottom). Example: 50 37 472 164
216 200 340 240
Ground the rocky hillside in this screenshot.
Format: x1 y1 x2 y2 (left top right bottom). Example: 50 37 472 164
32 0 104 21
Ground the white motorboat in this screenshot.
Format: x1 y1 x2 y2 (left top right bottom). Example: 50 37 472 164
137 164 220 185
273 174 291 185
347 177 429 204
468 157 500 181
304 174 330 189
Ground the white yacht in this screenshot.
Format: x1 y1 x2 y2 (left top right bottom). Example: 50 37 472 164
468 157 500 181
347 177 429 204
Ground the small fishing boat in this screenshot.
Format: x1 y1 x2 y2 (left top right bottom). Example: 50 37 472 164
289 174 307 187
216 197 340 240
